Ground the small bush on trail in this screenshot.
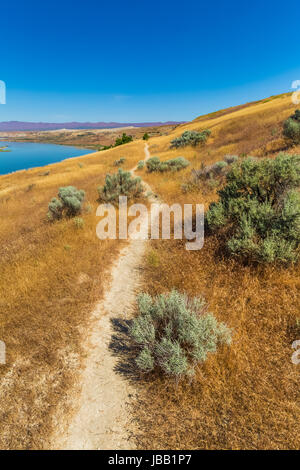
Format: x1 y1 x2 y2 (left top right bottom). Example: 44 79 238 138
205 153 300 264
137 160 145 170
48 186 85 220
283 109 300 145
97 168 144 204
143 133 150 141
129 290 232 380
170 129 211 149
146 156 190 173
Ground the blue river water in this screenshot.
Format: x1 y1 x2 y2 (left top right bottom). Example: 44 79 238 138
0 141 94 175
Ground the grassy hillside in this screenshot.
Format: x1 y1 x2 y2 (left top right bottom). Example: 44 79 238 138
0 142 145 449
132 92 300 449
0 92 299 449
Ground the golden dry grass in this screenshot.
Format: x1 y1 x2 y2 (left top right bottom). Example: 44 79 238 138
1 93 300 450
132 94 300 449
0 141 144 449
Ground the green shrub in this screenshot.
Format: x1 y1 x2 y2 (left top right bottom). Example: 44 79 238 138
283 109 300 144
167 156 190 171
143 133 150 141
98 168 144 204
205 153 300 264
130 290 231 379
146 156 161 172
115 133 133 146
137 160 145 170
146 156 190 173
48 186 85 220
98 145 113 151
170 129 211 148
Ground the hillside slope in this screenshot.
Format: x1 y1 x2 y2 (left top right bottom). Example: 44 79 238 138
132 92 300 449
0 92 299 449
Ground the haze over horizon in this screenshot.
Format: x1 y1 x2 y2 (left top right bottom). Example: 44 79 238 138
1 0 300 122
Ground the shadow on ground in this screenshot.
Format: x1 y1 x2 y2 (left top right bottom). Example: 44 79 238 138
109 317 142 382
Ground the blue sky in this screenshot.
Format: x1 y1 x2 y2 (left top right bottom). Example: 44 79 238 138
1 0 300 122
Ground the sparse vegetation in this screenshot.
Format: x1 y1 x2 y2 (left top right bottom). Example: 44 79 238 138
170 129 211 148
206 153 300 264
113 157 126 166
191 158 235 182
224 154 239 164
48 186 85 220
283 109 300 144
2 91 300 450
146 156 190 173
143 133 150 141
130 290 231 379
73 217 84 229
97 168 144 204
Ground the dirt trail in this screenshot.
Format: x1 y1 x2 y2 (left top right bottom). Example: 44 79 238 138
53 144 155 450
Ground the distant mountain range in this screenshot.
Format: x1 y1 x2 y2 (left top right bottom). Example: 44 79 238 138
0 121 185 132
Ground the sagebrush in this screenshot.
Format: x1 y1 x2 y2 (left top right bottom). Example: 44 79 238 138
48 186 85 220
129 290 231 379
283 109 300 144
146 156 190 173
170 129 211 148
97 168 144 204
205 153 300 264
113 157 126 166
137 160 145 170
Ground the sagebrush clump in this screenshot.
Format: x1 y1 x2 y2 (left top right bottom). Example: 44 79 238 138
146 156 190 173
137 160 145 170
97 168 144 204
191 157 237 181
205 153 300 264
283 109 300 145
129 290 231 379
170 129 211 148
113 157 126 166
48 186 85 220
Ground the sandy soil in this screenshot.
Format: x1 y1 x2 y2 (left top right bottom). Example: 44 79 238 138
52 144 155 450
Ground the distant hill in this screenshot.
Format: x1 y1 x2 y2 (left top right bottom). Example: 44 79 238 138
0 121 185 132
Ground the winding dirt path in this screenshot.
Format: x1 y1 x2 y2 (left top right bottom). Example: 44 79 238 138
53 144 154 450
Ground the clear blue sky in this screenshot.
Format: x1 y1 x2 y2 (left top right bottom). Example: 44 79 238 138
1 0 300 122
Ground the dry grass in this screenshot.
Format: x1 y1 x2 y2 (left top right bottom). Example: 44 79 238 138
132 94 300 449
0 141 144 449
1 93 300 450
